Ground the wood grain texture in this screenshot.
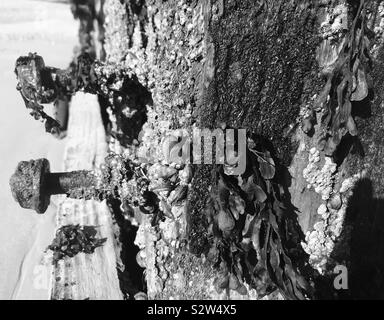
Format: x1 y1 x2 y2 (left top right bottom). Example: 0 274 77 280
51 92 123 300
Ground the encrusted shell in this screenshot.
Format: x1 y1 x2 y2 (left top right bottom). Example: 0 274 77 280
217 210 235 232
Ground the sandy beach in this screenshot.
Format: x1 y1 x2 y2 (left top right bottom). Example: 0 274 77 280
0 0 77 299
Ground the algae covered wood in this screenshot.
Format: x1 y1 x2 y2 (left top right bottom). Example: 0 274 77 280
102 0 324 299
42 0 384 300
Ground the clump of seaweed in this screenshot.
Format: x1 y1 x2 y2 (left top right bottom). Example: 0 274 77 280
48 225 107 265
205 137 310 300
309 0 372 156
14 53 64 135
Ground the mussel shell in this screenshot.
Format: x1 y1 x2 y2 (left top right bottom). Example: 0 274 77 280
217 210 235 232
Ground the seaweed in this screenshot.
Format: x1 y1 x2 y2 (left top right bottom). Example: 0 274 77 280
14 51 150 146
312 0 373 156
48 225 107 265
206 138 310 300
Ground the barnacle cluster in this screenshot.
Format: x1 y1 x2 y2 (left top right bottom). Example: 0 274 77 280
134 217 164 295
319 4 348 42
126 157 192 297
301 170 365 274
372 1 384 55
116 1 208 291
301 145 341 273
77 55 150 145
104 0 130 63
95 2 200 289
303 147 337 201
132 167 189 297
134 0 206 163
301 204 342 274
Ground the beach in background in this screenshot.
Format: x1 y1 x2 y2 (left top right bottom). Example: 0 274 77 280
0 0 77 299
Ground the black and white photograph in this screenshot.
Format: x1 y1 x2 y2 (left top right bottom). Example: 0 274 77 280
0 0 383 306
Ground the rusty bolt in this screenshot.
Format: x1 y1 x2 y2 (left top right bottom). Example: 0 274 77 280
15 53 57 104
10 159 96 214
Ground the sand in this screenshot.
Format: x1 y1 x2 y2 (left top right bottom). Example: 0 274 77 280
0 0 77 299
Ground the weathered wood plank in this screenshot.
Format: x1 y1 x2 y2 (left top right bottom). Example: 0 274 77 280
50 92 123 300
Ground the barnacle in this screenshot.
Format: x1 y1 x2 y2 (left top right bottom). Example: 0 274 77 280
303 148 336 201
301 170 365 274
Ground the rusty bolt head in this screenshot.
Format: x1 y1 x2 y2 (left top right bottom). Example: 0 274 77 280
15 53 56 104
9 158 51 214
